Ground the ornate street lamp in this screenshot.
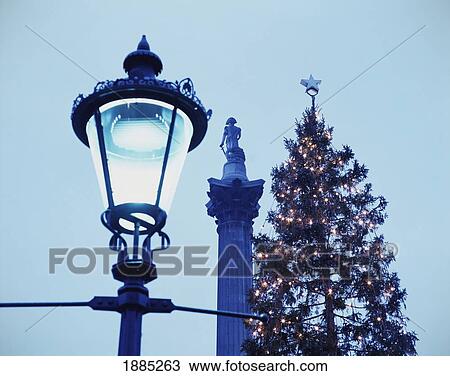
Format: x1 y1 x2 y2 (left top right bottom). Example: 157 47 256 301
0 36 265 356
71 36 214 354
72 35 211 270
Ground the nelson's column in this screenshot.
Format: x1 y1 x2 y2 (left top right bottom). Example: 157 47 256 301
206 117 264 355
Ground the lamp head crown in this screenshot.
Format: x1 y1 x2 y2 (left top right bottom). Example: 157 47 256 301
123 35 163 79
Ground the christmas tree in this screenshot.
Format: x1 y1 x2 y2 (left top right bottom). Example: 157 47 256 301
244 77 417 355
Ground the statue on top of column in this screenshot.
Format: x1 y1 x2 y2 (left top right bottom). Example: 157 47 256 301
218 116 247 180
220 117 241 152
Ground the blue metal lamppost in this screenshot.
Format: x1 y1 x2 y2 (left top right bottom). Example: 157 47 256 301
0 36 265 356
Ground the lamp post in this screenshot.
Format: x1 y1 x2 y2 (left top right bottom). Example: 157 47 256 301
72 35 211 355
0 35 266 356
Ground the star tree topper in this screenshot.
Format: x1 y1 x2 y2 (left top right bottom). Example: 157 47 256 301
300 74 321 97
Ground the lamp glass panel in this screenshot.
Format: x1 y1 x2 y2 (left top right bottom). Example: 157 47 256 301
86 98 193 213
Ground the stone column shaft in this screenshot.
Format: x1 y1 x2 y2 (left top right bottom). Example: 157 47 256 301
207 178 264 355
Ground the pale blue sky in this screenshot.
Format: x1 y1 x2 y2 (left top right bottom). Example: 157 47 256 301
0 0 449 355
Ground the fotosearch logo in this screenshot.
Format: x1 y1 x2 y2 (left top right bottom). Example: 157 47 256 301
253 242 399 281
48 242 398 279
48 245 252 277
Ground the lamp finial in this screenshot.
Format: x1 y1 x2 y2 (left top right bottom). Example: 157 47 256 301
123 35 163 78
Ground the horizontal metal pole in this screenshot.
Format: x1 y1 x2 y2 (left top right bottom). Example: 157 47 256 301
0 300 269 323
173 305 267 322
0 301 90 308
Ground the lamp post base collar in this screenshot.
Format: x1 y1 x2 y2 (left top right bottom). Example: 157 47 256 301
112 259 157 284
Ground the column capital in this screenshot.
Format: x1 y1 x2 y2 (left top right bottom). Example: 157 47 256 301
206 177 265 223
